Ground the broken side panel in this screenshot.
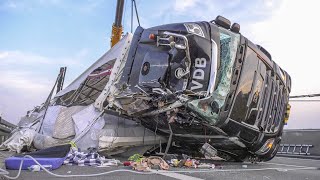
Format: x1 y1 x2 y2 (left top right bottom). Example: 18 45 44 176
54 34 133 108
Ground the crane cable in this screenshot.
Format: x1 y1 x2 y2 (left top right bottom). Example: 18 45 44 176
133 0 141 26
131 0 133 33
130 0 141 33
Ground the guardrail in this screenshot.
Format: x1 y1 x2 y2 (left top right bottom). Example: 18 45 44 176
278 144 313 155
0 117 16 144
277 129 320 159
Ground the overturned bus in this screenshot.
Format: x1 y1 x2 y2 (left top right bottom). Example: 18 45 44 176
8 16 291 162
92 15 291 161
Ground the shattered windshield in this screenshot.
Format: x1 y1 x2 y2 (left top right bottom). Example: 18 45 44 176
187 27 240 125
211 27 240 109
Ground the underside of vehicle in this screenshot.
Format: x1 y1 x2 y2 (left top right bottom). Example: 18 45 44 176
90 16 292 161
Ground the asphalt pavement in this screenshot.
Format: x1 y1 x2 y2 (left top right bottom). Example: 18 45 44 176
1 151 319 180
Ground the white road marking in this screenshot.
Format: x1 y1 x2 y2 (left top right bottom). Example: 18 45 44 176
276 156 320 162
151 170 204 180
152 166 317 175
262 162 312 168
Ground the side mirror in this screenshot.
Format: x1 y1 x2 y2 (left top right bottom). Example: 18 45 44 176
213 15 231 29
231 23 240 33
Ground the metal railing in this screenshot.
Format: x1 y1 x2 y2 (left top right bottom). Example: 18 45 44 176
278 144 313 155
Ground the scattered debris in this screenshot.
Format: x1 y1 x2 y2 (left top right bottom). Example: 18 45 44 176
28 165 52 172
131 156 169 171
128 154 144 162
64 147 119 167
147 156 169 170
184 159 193 167
200 143 218 158
197 163 215 169
170 159 180 167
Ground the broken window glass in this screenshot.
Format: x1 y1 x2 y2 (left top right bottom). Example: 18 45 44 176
187 27 240 124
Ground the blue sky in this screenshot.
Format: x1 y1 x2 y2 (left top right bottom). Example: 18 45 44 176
0 0 319 128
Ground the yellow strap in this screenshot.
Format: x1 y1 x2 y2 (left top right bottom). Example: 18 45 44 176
69 141 77 148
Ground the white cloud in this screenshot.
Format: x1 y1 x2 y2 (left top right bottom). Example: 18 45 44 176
247 0 320 95
0 69 50 124
0 49 91 124
0 50 87 67
152 0 281 25
174 0 200 12
77 0 105 13
0 68 50 124
264 0 275 7
236 0 320 129
0 51 9 59
0 71 51 93
0 50 51 64
0 0 105 14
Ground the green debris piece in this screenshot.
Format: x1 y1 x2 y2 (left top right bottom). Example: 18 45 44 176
128 154 144 162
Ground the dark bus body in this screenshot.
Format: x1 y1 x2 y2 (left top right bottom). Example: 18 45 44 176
107 16 291 161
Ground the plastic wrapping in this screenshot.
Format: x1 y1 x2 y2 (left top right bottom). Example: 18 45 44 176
72 104 105 151
41 105 64 136
72 104 105 135
3 127 37 153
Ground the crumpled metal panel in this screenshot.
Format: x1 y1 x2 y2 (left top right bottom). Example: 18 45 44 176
55 33 133 98
94 33 133 110
52 106 86 139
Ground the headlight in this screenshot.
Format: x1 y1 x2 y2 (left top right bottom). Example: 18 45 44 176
256 138 275 155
